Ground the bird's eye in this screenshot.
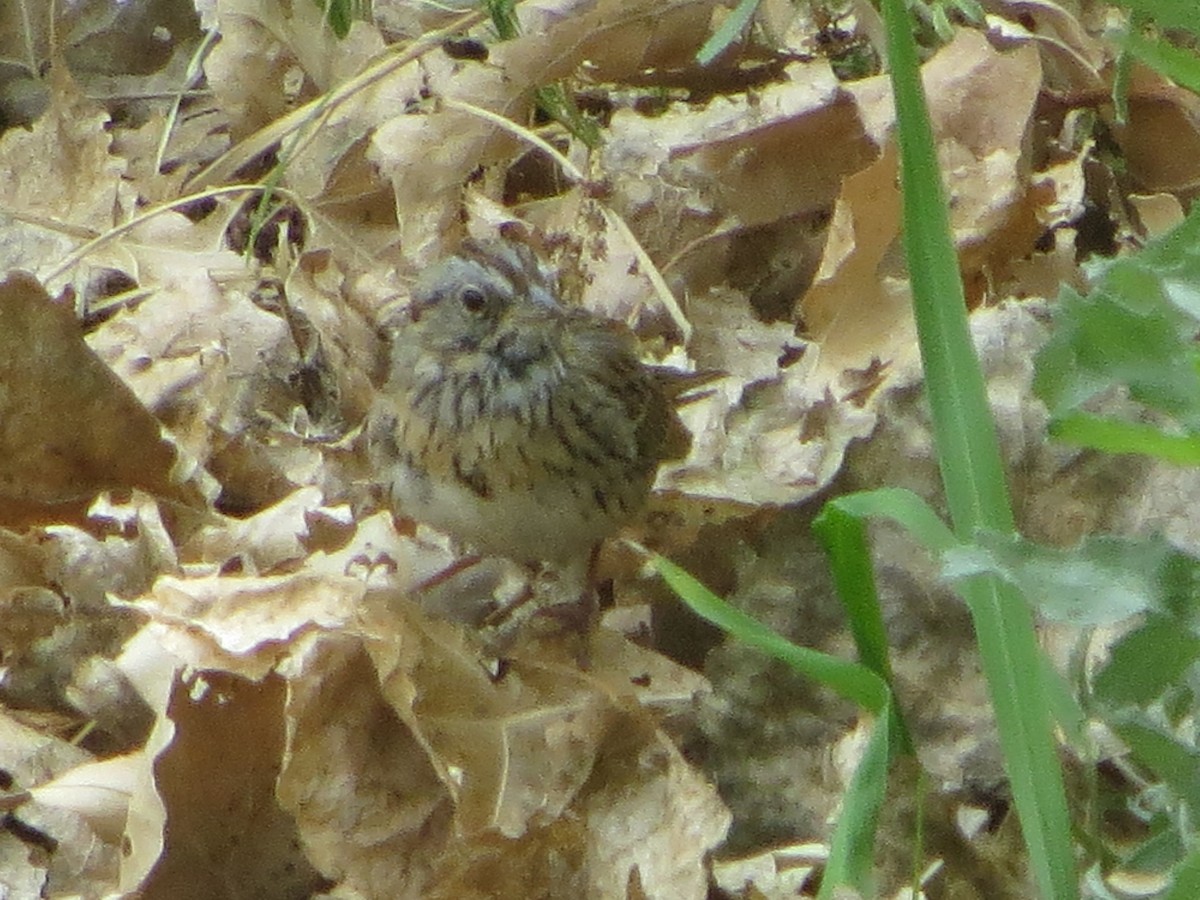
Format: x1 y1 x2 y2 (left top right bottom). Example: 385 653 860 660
460 287 487 313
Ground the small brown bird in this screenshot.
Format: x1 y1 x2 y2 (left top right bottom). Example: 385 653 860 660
367 238 690 574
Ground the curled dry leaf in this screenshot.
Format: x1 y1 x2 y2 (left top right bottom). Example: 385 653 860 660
574 715 732 899
613 29 1048 512
0 490 177 734
28 753 143 845
1114 65 1200 194
711 843 825 897
125 570 367 679
800 141 913 375
597 58 875 274
180 486 321 573
75 209 377 514
847 28 1046 279
277 607 727 898
104 529 724 897
984 0 1109 92
0 710 102 895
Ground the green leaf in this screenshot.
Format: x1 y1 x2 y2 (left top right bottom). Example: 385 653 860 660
1120 823 1186 881
1093 615 1200 707
1036 204 1200 430
1165 846 1200 900
942 531 1196 626
883 0 1076 893
826 488 957 553
1034 286 1200 427
1048 413 1200 464
818 709 891 899
1110 0 1200 35
1110 714 1200 815
650 554 890 712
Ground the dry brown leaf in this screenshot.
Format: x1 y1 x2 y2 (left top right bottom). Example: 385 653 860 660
375 0 723 266
1129 192 1185 237
5 0 1186 895
110 108 229 208
424 705 730 899
849 29 1045 272
141 670 326 899
0 528 67 654
105 565 726 896
634 29 1046 511
576 717 731 898
0 272 204 524
0 491 176 731
277 630 452 897
204 0 388 144
711 843 825 898
800 141 912 374
124 570 366 679
0 618 188 897
599 58 876 267
28 753 144 845
0 65 134 277
180 486 323 573
1116 64 1200 193
984 0 1109 92
0 709 101 896
74 209 375 514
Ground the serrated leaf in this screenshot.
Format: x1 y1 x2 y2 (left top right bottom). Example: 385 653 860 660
1035 205 1200 430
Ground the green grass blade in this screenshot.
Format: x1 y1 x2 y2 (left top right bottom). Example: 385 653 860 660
1111 0 1200 35
650 553 895 897
813 505 913 754
817 710 892 899
651 554 889 712
314 0 354 38
826 491 1093 747
1049 413 1200 464
883 18 1011 533
695 0 760 66
827 488 957 553
881 1 1077 896
1122 29 1200 95
812 506 893 679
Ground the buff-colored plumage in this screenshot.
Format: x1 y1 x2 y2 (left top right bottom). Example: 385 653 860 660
367 239 688 565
